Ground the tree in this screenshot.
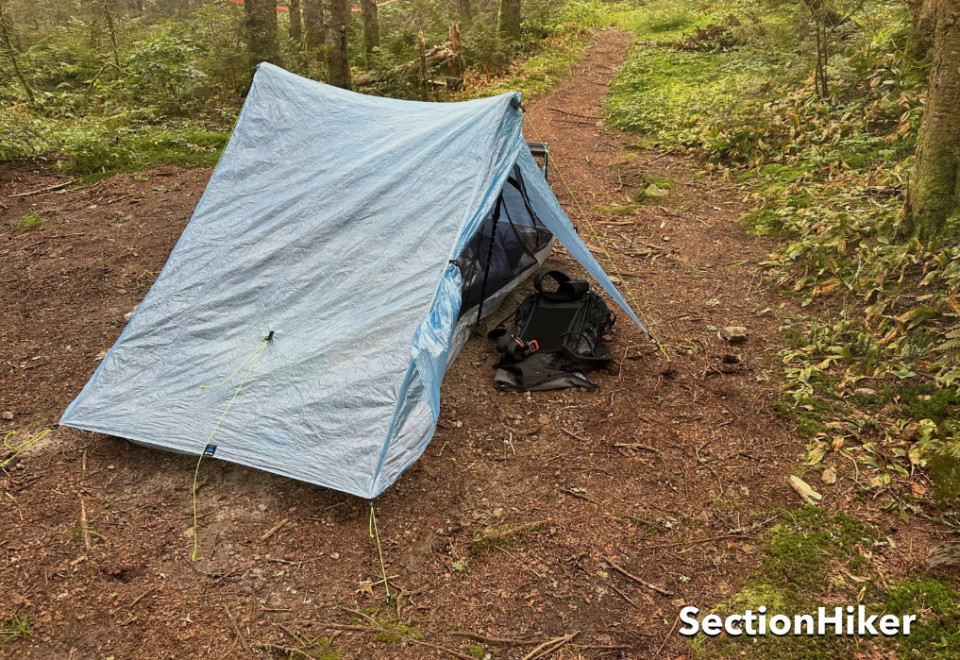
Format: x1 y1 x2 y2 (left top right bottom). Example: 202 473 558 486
904 1 960 239
359 0 378 59
243 0 281 67
798 0 863 98
499 0 521 43
100 0 121 71
458 0 471 21
302 0 325 59
289 0 303 50
0 0 33 103
326 0 350 89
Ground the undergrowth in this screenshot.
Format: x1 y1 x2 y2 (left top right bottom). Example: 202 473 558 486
0 1 647 175
691 507 959 659
606 0 960 515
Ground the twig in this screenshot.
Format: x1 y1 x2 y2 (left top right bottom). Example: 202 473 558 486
475 521 546 544
321 622 476 660
613 443 661 455
657 613 681 657
10 179 79 197
560 427 587 442
609 583 643 611
605 558 673 596
79 496 92 552
224 606 254 657
640 533 755 551
560 488 597 504
521 632 579 660
255 642 314 658
259 518 289 542
448 631 541 646
126 587 154 609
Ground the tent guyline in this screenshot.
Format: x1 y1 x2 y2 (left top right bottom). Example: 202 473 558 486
61 62 658 501
190 334 272 561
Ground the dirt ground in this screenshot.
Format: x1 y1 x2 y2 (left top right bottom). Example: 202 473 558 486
0 29 940 660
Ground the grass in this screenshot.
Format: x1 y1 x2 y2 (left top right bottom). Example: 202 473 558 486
14 213 47 231
0 614 32 647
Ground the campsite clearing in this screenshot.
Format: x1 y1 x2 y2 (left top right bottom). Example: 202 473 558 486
0 29 942 659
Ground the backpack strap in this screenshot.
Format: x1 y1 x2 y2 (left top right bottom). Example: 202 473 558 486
534 270 589 302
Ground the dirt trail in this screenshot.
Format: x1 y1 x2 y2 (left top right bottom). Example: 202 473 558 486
1 30 828 659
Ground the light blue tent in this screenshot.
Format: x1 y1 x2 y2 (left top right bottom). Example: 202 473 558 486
61 64 650 499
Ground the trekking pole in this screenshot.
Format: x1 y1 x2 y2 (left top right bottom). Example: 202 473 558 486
474 195 502 329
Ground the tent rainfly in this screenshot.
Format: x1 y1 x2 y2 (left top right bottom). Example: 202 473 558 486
61 63 651 499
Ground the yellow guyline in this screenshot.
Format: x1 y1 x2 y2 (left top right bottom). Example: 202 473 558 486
1 428 51 469
191 337 270 561
523 112 671 361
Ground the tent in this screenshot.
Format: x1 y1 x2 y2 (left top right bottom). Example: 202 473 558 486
60 63 651 499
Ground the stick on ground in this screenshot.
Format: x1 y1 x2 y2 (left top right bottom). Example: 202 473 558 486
605 557 673 596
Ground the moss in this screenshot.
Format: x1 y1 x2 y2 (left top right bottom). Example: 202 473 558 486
374 632 403 645
287 636 340 660
596 204 637 216
465 643 487 658
885 578 960 659
14 213 47 231
692 508 885 658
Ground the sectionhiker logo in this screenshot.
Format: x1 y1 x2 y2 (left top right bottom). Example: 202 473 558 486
678 605 917 638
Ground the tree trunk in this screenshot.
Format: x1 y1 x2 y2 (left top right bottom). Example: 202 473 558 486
326 0 351 89
289 0 303 49
458 0 471 21
908 0 938 57
904 1 960 239
0 0 34 103
302 0 325 57
244 0 281 67
102 0 122 71
499 0 521 43
360 0 379 58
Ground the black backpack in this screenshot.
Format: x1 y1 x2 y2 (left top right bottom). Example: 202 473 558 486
488 271 615 391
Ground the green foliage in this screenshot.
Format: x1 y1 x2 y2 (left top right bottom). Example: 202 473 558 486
14 213 47 231
0 0 625 171
604 0 960 508
885 579 960 659
0 613 31 646
698 507 890 659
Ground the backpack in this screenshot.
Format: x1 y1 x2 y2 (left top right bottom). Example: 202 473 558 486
487 270 616 391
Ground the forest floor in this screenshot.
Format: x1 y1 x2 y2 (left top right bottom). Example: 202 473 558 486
0 29 945 660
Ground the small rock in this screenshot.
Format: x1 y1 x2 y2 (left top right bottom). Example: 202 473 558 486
821 468 838 485
719 326 748 343
927 542 960 570
854 387 877 397
1 411 13 421
706 325 718 332
123 305 139 322
638 184 670 201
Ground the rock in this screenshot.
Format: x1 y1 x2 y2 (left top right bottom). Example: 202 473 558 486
854 387 877 397
927 543 960 570
706 325 718 332
719 326 748 343
1 411 13 421
821 468 838 485
123 305 139 322
637 184 670 202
